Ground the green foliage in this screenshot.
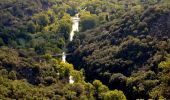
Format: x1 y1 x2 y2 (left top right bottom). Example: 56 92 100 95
1 0 170 100
149 54 170 99
92 80 109 99
8 71 17 80
37 13 49 26
101 90 126 100
27 21 36 33
68 1 170 99
80 11 98 31
58 14 72 40
92 80 126 100
58 61 74 77
0 47 126 100
35 44 46 55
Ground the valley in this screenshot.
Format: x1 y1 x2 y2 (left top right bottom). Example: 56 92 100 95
0 0 170 99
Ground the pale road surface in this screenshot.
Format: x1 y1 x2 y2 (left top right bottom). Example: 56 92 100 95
62 52 66 63
62 13 80 63
70 14 80 41
62 13 80 83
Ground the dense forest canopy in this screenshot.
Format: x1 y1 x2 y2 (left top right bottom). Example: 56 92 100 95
68 0 170 99
0 0 170 99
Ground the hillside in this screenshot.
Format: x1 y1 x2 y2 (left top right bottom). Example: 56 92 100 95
68 1 170 99
0 0 170 99
0 46 128 99
0 0 132 99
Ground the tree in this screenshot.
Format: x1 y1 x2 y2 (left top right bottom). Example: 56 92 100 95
58 14 72 40
8 71 17 80
101 90 126 100
27 21 36 33
38 14 49 26
35 44 46 55
34 13 50 27
150 55 170 99
80 11 98 31
92 80 109 99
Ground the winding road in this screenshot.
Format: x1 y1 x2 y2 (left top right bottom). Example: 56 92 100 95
62 13 80 63
61 13 80 84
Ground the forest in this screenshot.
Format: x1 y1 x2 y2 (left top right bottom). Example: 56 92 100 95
0 0 170 99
